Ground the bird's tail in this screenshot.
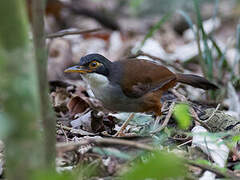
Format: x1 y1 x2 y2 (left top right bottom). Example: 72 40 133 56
176 73 218 90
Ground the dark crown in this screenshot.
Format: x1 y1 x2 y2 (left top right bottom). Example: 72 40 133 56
79 53 112 66
79 53 112 76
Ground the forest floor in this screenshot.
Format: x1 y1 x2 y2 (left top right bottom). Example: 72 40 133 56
2 0 240 179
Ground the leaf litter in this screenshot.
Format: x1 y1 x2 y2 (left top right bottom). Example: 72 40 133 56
49 12 240 178
3 1 240 179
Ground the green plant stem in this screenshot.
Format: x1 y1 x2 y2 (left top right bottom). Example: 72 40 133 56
193 0 207 78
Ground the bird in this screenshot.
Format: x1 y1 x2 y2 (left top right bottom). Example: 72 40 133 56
64 53 218 135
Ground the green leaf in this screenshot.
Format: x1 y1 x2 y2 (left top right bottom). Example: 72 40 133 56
173 104 191 130
122 151 186 180
232 135 240 142
193 0 214 80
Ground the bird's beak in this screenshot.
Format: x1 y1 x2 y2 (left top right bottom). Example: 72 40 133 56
64 65 92 74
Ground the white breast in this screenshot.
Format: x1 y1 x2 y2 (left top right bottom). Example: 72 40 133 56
81 73 109 90
81 73 142 112
81 73 112 101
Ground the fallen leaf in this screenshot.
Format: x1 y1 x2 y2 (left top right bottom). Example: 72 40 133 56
67 96 89 116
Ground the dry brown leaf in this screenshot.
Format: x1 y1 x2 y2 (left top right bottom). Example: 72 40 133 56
51 87 70 113
67 96 89 116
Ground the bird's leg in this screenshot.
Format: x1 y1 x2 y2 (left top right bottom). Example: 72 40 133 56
152 100 170 129
161 101 170 115
113 113 135 137
151 102 175 134
152 100 163 130
153 116 161 130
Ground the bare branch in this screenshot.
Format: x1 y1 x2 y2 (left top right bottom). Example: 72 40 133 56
46 28 102 39
56 137 154 151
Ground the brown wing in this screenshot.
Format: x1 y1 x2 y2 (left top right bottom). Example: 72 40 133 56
119 59 177 98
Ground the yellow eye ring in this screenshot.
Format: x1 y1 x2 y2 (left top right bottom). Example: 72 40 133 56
89 61 99 68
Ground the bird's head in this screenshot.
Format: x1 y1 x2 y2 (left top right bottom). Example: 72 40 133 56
64 53 112 77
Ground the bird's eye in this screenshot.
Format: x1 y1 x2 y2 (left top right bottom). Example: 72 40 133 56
89 61 99 68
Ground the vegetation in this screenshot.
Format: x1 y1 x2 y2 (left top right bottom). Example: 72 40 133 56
0 0 240 179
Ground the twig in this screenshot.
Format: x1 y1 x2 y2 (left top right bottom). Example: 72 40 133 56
56 137 154 151
205 103 220 122
171 88 187 101
186 160 239 180
171 133 190 141
151 102 176 134
56 124 95 136
46 28 102 39
177 139 192 148
60 124 68 143
113 113 135 137
152 116 161 130
56 117 69 121
190 108 211 131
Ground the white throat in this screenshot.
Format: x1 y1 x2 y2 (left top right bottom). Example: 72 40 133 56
81 73 109 90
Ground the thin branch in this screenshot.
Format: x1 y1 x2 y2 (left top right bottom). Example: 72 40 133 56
186 160 239 180
177 139 192 148
190 108 211 131
56 124 95 136
56 137 154 151
60 124 68 143
171 88 187 102
205 103 220 122
113 113 135 137
46 28 102 39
